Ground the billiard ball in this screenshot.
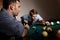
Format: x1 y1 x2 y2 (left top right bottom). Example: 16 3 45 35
47 27 52 31
56 29 60 39
35 29 39 33
32 26 36 29
56 21 60 24
57 29 60 34
51 22 54 25
43 26 46 30
42 31 48 37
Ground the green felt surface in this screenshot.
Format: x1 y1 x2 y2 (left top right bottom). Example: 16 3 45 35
26 22 60 40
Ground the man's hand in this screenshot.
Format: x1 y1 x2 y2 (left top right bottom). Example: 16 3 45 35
40 20 50 25
45 21 50 25
24 20 28 23
22 24 29 37
24 24 29 30
40 20 46 25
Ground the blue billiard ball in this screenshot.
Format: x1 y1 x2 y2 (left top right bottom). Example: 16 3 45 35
35 29 39 33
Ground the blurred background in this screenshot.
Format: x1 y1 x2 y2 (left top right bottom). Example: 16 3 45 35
0 0 60 21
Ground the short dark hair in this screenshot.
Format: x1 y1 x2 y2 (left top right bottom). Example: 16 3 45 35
3 0 20 9
29 9 38 16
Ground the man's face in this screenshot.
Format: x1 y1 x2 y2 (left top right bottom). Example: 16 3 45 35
13 1 20 16
31 14 37 20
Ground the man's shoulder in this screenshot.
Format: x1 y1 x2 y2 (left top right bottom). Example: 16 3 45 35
37 14 42 17
36 14 43 20
0 10 15 24
37 14 40 16
22 14 29 17
0 9 10 17
21 14 29 19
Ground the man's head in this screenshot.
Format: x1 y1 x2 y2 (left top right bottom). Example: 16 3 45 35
29 9 38 20
3 0 20 16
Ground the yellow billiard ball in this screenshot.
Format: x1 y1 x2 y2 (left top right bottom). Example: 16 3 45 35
42 31 48 37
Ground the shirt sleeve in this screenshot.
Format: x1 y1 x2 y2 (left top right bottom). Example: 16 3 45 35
37 14 43 21
21 15 29 25
22 15 29 20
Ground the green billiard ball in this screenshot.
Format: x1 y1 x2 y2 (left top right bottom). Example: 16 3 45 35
32 26 36 29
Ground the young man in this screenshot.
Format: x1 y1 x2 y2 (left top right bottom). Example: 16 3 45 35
21 9 50 25
0 0 29 40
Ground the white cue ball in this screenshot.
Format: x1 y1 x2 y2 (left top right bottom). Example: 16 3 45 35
51 22 54 25
56 21 60 24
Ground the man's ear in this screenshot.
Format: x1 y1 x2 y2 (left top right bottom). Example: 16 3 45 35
9 4 15 10
9 5 13 10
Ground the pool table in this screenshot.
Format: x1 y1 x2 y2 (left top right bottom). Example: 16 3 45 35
26 21 60 40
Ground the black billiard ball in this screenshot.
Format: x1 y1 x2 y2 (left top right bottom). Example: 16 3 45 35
35 29 39 33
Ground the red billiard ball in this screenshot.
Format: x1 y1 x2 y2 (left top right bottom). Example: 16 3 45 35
56 29 60 39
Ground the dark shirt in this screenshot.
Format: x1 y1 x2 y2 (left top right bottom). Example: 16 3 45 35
0 8 24 38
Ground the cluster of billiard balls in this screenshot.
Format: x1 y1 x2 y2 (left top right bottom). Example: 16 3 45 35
51 21 60 25
32 21 60 38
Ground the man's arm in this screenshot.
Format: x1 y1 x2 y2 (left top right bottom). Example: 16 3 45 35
2 16 29 38
21 17 28 25
37 14 50 25
39 20 46 25
39 20 50 25
11 20 29 38
22 24 29 37
16 21 29 38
